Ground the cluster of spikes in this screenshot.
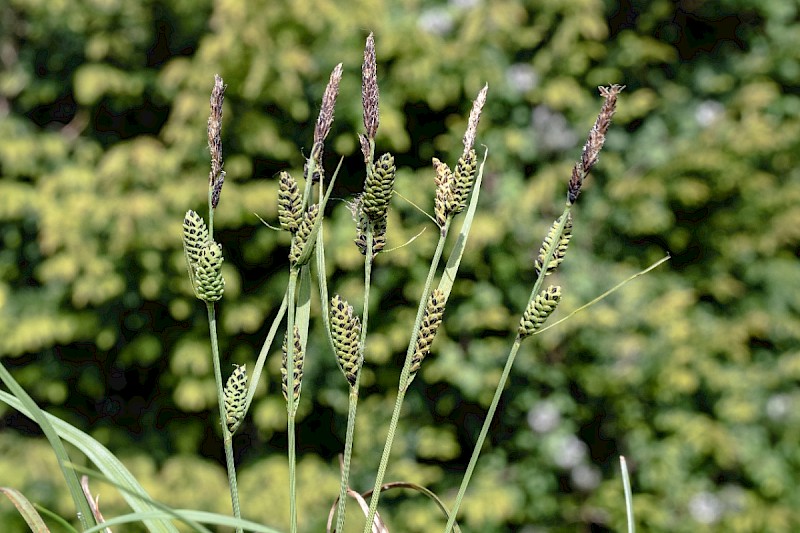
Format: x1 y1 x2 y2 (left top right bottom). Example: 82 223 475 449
516 84 625 339
431 83 487 234
182 210 225 302
278 171 321 267
330 295 363 387
516 215 572 339
350 34 396 258
433 150 477 232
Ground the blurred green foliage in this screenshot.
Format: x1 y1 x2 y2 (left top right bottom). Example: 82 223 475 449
1 0 799 531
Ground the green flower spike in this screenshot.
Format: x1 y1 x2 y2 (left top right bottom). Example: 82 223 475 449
362 152 396 221
433 158 455 232
518 285 562 338
224 364 247 434
289 204 320 266
451 148 477 214
278 171 303 233
281 326 305 404
535 213 573 277
408 289 445 386
194 240 225 302
182 210 209 266
330 295 363 387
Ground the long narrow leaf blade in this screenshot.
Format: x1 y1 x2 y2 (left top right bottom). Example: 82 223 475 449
0 487 51 533
0 364 96 529
0 391 179 533
82 509 283 533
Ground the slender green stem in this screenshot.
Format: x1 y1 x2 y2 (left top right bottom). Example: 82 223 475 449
443 339 521 532
285 268 299 533
362 218 451 533
206 302 243 533
621 456 635 533
0 362 96 529
443 204 572 533
334 221 375 532
534 255 670 336
243 289 288 416
335 387 360 532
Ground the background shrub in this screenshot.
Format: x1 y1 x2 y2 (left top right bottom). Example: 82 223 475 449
1 0 799 531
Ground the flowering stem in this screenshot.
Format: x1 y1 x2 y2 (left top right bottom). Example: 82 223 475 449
206 302 243 533
286 268 299 533
363 218 451 533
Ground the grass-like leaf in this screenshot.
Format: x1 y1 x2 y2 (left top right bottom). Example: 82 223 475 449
80 510 283 533
0 390 179 533
1 487 51 532
0 364 96 530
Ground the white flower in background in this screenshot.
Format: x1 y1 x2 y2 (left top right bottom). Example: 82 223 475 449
571 463 601 491
766 393 790 420
532 105 578 152
551 434 587 469
527 400 561 433
507 63 539 93
695 100 724 127
419 8 454 36
688 491 723 524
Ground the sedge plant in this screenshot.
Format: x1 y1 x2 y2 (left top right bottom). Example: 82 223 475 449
0 32 670 533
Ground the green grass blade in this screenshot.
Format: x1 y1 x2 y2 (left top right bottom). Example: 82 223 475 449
34 504 79 532
1 487 51 532
243 288 288 416
0 390 179 533
620 456 635 533
0 363 95 529
81 509 283 533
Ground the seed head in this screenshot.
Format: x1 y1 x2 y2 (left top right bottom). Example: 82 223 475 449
519 286 562 338
208 75 226 208
313 63 343 156
463 84 488 157
567 84 624 204
224 365 247 434
362 33 380 141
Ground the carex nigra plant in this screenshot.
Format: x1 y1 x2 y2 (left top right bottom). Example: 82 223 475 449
0 27 670 533
178 33 635 533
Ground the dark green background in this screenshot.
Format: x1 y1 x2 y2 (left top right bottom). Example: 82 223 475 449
1 0 799 531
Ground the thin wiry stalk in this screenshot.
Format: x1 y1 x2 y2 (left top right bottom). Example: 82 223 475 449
206 302 243 533
444 340 522 532
444 86 622 533
204 75 241 533
336 72 380 527
285 268 300 533
621 456 636 533
362 218 452 533
334 222 374 533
